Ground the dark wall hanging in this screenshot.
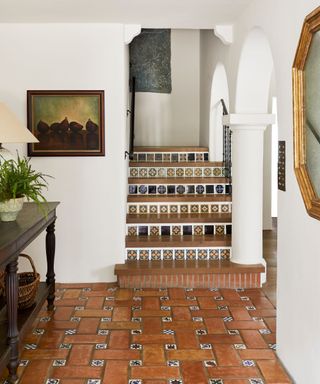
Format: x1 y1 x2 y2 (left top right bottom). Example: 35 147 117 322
129 29 172 93
278 141 286 191
27 90 105 157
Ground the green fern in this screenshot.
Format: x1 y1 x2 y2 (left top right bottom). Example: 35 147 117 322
0 155 51 211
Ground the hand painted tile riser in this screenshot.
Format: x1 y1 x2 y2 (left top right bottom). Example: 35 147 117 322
129 167 225 178
126 224 232 236
126 247 231 261
132 152 209 162
128 184 230 196
127 203 232 214
118 273 261 289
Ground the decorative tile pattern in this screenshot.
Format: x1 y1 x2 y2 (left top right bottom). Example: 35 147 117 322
132 151 209 163
126 247 231 261
6 284 289 384
128 183 229 196
126 224 229 237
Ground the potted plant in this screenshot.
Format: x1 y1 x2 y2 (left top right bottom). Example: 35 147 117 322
0 155 50 222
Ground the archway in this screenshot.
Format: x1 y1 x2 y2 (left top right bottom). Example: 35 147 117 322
208 63 229 161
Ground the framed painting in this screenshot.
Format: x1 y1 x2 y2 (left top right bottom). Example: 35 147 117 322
27 90 105 156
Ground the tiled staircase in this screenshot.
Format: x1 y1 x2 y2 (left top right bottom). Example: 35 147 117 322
115 147 264 289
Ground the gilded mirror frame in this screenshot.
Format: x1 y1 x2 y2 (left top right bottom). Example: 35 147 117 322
293 6 320 220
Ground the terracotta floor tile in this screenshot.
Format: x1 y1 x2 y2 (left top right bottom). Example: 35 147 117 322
77 318 100 334
143 317 162 334
112 306 132 321
181 361 207 384
262 333 276 344
103 359 128 383
240 330 268 348
22 348 69 360
225 320 267 330
250 309 277 317
193 289 221 297
68 344 93 365
220 289 242 300
99 321 142 330
168 288 187 299
41 320 77 330
51 366 103 379
60 379 85 384
199 334 243 344
257 360 292 383
230 308 253 321
207 366 261 378
139 290 165 297
214 344 242 366
74 309 113 318
134 309 171 317
166 299 193 307
109 330 130 349
176 329 199 349
264 317 276 332
144 381 167 384
168 320 205 330
37 330 64 348
172 306 192 320
93 349 140 360
192 309 229 318
62 289 82 299
85 296 105 309
205 317 227 334
197 297 218 309
132 334 175 344
55 299 83 307
222 380 250 384
142 297 161 310
251 296 275 309
130 366 180 379
115 288 133 300
63 334 107 344
19 360 52 384
53 306 75 321
167 349 214 361
238 348 276 360
143 344 166 365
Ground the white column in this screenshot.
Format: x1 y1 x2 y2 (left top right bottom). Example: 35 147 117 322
223 114 275 283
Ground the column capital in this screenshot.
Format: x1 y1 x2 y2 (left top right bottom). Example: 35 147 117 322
222 113 275 129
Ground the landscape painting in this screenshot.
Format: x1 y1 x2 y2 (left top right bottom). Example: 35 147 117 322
27 90 105 156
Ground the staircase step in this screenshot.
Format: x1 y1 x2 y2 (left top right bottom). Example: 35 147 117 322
128 195 232 202
134 146 209 152
129 165 224 178
128 178 230 196
130 161 224 167
127 196 232 215
115 260 264 289
127 213 232 224
126 234 231 248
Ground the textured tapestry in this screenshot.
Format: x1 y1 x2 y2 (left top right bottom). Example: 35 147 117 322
129 29 172 93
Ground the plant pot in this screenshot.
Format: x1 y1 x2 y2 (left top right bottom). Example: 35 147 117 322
0 197 24 222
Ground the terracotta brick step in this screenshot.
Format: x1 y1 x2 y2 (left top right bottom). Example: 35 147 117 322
130 161 223 167
134 146 208 152
126 234 231 248
128 177 227 184
127 213 232 224
128 195 232 203
115 260 265 275
115 260 265 289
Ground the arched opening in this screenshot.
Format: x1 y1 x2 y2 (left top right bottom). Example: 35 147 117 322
208 63 229 161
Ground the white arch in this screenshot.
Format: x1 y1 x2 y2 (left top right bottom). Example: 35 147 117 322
208 62 229 162
235 27 274 113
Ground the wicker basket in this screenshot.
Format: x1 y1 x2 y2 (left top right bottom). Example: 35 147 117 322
17 254 40 310
0 254 40 310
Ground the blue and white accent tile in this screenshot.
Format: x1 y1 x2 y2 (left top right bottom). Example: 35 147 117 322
52 360 66 367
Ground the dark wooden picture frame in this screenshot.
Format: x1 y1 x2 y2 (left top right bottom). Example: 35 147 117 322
27 90 105 156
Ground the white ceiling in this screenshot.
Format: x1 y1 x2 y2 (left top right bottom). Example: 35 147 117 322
0 0 253 28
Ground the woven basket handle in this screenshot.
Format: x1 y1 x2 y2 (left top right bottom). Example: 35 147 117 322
19 253 37 275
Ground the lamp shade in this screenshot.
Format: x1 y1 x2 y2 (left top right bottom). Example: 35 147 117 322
0 102 38 143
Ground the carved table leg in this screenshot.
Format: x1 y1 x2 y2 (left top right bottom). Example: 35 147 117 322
6 259 19 383
46 221 56 310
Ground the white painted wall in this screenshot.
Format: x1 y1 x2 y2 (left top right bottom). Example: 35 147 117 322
135 29 200 146
209 1 320 381
0 23 128 283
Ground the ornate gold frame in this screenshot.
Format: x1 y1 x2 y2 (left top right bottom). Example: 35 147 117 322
293 6 320 220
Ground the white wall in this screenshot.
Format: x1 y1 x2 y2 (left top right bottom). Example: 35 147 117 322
0 23 128 283
199 30 230 149
209 1 320 381
135 29 200 146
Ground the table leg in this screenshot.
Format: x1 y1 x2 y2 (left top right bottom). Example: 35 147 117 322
6 258 19 383
46 221 56 311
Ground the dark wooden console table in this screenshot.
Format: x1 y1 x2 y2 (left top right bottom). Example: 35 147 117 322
0 202 59 383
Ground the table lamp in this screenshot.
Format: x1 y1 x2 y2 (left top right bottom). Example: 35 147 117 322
0 102 38 153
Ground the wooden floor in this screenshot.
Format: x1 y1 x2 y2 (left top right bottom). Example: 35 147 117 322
262 218 277 307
